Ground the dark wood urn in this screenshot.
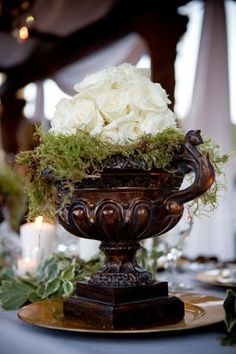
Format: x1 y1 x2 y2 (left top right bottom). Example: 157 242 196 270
54 130 215 329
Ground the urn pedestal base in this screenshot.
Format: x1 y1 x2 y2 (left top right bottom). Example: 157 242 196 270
63 281 184 329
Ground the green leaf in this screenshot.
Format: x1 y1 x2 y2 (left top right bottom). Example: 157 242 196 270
38 255 55 274
37 256 57 280
45 262 60 281
61 265 75 280
220 334 236 346
0 267 15 281
36 283 46 297
62 280 74 297
0 253 101 309
220 289 236 347
223 289 236 333
0 280 35 310
58 258 71 271
53 286 65 298
42 278 61 298
27 291 41 303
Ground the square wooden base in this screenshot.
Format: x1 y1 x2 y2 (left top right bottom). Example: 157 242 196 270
63 281 184 329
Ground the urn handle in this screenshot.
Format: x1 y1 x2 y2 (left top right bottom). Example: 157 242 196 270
164 130 215 215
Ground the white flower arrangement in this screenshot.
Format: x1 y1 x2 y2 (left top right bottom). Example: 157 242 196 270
49 63 176 145
17 64 228 222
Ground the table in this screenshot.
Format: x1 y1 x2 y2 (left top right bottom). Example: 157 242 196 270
0 272 235 354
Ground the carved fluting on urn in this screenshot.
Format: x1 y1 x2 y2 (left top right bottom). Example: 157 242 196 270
58 196 182 243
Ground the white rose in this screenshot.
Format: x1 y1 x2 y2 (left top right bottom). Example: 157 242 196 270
74 64 150 97
96 89 129 122
50 95 104 136
74 69 111 95
118 63 150 80
102 112 142 144
50 98 73 129
141 110 177 135
130 77 171 114
51 64 177 142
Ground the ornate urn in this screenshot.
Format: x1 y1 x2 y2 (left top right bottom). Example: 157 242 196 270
52 130 215 329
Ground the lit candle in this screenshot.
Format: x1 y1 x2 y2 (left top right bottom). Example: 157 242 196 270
17 257 38 276
20 216 56 266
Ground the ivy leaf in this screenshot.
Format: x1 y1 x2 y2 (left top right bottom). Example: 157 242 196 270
27 291 41 303
220 289 236 346
45 263 60 281
0 280 35 310
38 255 55 275
42 278 61 299
53 286 65 298
0 253 102 310
62 280 74 297
0 267 15 281
58 258 71 271
223 289 236 333
37 256 59 281
61 265 75 280
36 283 46 297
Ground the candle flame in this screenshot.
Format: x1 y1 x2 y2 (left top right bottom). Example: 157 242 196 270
35 216 43 227
19 26 29 40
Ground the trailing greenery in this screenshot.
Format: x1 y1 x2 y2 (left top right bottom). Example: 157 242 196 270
0 248 159 310
220 289 236 346
0 164 26 229
191 138 229 217
16 127 228 221
0 253 103 310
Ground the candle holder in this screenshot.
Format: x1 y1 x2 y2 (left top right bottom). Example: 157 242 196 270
49 130 215 329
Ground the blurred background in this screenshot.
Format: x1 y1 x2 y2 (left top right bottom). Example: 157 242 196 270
0 0 235 261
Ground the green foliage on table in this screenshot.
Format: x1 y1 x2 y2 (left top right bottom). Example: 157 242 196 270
0 253 103 311
0 279 36 311
16 127 228 222
0 245 164 311
220 289 236 346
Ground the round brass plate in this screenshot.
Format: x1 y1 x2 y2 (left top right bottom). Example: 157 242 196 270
196 269 236 288
18 293 224 334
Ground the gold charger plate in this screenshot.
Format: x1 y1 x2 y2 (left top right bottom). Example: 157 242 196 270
196 269 236 288
18 293 224 334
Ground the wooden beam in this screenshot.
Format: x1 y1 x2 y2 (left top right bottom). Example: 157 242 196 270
0 4 134 97
0 0 190 104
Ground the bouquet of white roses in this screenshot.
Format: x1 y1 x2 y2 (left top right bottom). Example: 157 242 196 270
17 64 227 221
50 64 176 144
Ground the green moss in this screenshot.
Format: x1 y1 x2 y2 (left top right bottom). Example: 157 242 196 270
16 127 228 221
195 137 229 215
0 166 26 229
